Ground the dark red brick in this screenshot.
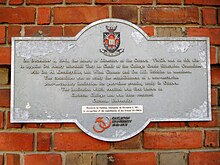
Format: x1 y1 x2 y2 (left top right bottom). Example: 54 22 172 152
96 0 152 4
185 0 220 6
0 89 10 107
38 8 51 25
0 26 5 44
112 6 138 24
37 133 51 151
157 0 181 4
0 7 35 24
140 26 154 36
144 131 202 149
6 154 20 165
63 26 85 36
24 154 62 165
54 132 110 151
26 0 62 5
66 0 91 4
8 26 21 43
0 133 34 151
187 28 220 45
204 130 219 147
141 7 199 24
189 152 220 165
53 6 109 24
25 26 62 37
202 8 217 25
9 0 23 5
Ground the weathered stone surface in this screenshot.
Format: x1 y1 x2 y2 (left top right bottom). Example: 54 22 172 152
112 6 138 23
156 27 184 37
160 152 187 165
96 154 108 165
0 68 9 85
65 153 93 165
217 47 220 64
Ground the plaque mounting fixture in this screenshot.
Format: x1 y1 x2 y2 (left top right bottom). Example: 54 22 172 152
11 19 211 141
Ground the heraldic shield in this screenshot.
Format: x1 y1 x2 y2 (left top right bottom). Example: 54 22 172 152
100 25 124 56
104 26 120 53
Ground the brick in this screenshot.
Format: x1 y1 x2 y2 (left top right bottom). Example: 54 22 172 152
8 26 21 44
146 122 157 128
157 0 181 4
0 7 35 24
187 28 220 45
160 152 187 165
26 0 62 5
185 0 220 6
144 131 202 149
66 153 93 165
113 133 141 149
211 88 217 106
158 121 185 127
0 26 5 44
216 110 220 126
0 133 33 151
0 68 9 85
202 8 217 25
24 124 39 128
40 124 61 128
0 47 11 65
0 89 10 107
53 6 109 24
205 130 219 147
0 155 3 165
38 8 51 25
24 154 62 165
7 112 22 129
0 112 3 129
211 67 220 85
63 26 85 37
54 132 110 151
66 0 92 4
218 9 220 24
97 153 156 165
218 47 220 64
140 26 154 36
9 0 23 5
141 7 199 24
25 26 62 37
0 0 5 3
96 0 152 4
62 123 78 128
24 123 61 128
156 27 184 37
189 152 220 165
210 47 217 64
112 6 138 24
6 154 20 165
37 133 51 151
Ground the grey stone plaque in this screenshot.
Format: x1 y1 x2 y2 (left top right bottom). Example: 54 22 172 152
11 19 211 141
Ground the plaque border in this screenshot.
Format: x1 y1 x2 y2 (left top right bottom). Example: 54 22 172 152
11 18 211 141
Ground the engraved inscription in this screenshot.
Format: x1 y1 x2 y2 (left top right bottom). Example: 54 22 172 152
19 57 202 104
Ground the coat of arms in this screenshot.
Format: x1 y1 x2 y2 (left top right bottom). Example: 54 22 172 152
100 25 124 56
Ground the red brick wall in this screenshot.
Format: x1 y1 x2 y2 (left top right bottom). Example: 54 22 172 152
0 0 220 164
